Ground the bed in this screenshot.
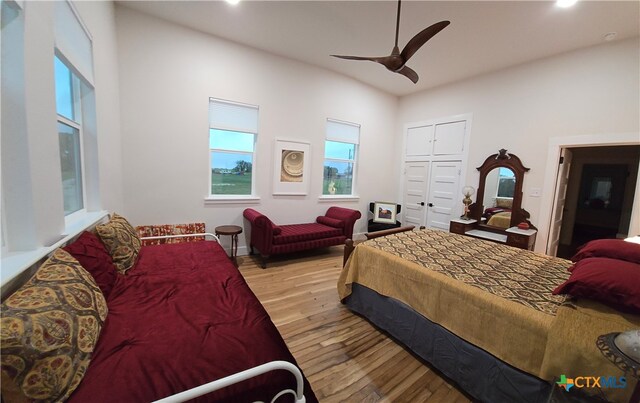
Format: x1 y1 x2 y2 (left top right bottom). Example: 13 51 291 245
339 227 640 402
486 211 511 228
1 215 317 403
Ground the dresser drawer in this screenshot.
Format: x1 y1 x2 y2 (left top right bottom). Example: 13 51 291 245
449 221 467 234
507 232 536 250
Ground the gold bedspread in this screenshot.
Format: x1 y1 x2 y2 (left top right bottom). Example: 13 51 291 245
360 228 571 314
486 211 511 229
338 229 639 401
542 298 639 402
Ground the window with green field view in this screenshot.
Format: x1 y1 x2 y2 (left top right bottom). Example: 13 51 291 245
324 120 360 196
209 99 258 196
55 55 84 215
210 129 254 195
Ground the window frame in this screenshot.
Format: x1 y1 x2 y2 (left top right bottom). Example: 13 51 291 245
321 119 360 199
207 98 260 202
54 53 87 222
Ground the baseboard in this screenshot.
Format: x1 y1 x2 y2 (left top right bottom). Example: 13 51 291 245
352 232 368 242
232 245 250 257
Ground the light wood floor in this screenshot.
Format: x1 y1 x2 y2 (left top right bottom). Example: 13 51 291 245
237 247 473 403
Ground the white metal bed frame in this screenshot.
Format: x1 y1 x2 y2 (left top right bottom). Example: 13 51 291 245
152 360 306 403
141 233 308 403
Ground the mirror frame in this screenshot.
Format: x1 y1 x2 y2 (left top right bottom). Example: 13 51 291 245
468 149 535 230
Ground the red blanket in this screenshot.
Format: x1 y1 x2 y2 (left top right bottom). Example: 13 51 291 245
68 241 317 402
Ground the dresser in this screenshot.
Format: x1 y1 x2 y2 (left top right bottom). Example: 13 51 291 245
450 219 537 251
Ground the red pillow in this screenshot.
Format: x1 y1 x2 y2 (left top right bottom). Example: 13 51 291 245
571 239 640 264
316 216 344 228
64 231 119 299
553 257 640 313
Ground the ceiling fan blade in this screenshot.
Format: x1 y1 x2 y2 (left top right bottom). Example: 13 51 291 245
400 20 450 62
332 54 402 71
397 65 419 83
331 55 385 62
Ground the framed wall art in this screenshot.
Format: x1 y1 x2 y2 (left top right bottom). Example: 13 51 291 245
373 201 398 224
273 139 311 195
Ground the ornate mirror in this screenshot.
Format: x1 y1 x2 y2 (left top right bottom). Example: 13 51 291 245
468 149 535 230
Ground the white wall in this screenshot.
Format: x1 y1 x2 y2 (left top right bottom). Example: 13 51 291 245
115 6 399 253
398 38 640 250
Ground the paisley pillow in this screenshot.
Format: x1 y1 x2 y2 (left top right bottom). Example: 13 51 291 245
1 249 107 402
95 213 141 274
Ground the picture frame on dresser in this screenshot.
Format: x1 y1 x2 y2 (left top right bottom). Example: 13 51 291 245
373 201 397 224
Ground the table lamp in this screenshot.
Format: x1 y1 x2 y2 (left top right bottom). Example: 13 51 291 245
596 330 640 402
460 186 475 220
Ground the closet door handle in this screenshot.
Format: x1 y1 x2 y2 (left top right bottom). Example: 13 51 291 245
427 203 434 207
418 202 425 206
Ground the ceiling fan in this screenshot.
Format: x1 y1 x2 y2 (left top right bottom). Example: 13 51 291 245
331 0 450 84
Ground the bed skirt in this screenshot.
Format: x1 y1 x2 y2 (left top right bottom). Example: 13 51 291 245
344 283 552 403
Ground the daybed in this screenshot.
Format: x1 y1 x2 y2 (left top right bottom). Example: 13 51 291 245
340 227 640 403
1 214 317 403
243 207 361 268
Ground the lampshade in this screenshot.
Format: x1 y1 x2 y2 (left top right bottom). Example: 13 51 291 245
597 330 640 379
462 186 475 197
616 330 640 363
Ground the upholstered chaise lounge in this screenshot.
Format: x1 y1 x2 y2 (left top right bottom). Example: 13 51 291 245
243 207 361 268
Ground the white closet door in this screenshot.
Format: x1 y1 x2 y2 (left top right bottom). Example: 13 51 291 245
405 125 434 158
433 121 466 155
403 162 430 227
426 161 462 230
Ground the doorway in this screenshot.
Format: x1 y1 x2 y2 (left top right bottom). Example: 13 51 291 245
553 146 640 259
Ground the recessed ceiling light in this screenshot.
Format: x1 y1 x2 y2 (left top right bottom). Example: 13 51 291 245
225 0 240 5
603 32 618 42
556 0 578 8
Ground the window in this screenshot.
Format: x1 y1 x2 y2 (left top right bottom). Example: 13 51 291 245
496 167 515 198
209 99 258 197
55 54 85 215
323 119 360 196
53 0 97 219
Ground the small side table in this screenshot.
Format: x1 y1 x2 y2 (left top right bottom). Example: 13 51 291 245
214 225 243 265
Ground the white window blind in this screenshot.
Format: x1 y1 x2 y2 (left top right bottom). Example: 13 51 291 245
209 98 259 134
326 119 360 144
54 0 93 84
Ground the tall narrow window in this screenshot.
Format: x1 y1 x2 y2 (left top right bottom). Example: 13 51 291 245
323 119 360 196
54 55 84 215
209 99 258 196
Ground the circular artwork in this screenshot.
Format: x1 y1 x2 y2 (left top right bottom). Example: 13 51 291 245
281 150 304 182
